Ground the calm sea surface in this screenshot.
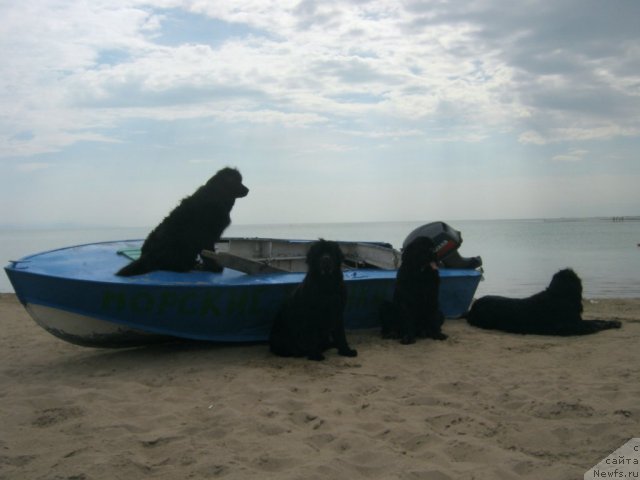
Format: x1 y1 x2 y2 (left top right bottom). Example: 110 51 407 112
1 218 639 298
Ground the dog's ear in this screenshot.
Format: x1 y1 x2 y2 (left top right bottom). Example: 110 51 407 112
548 268 582 299
207 167 249 198
230 174 249 198
306 240 344 270
402 237 433 262
306 239 323 266
224 168 249 197
333 242 345 265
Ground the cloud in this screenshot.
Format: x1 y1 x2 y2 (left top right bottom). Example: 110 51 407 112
552 149 588 163
1 0 639 159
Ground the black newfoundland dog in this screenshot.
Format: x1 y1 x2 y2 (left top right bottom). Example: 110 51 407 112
269 240 358 361
381 236 447 344
117 167 248 276
466 268 622 335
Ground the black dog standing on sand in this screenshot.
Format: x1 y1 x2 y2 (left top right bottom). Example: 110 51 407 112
269 240 358 361
466 268 622 335
116 167 249 276
381 236 447 344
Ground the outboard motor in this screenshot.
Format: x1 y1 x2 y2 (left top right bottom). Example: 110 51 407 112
403 222 482 270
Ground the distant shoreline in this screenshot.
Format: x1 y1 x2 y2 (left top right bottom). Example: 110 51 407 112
1 215 640 231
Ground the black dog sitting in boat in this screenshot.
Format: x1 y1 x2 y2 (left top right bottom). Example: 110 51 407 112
269 239 358 361
117 167 248 276
466 268 622 335
380 236 447 344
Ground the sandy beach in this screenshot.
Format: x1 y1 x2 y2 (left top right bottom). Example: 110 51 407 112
1 293 638 480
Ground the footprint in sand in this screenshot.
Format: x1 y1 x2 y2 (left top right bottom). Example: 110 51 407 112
140 435 183 448
289 411 325 430
528 400 595 419
32 406 84 427
0 454 36 467
305 433 337 450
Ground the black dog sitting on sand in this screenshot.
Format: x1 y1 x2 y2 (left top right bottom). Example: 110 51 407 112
466 268 622 335
117 167 249 276
381 236 447 344
269 239 358 361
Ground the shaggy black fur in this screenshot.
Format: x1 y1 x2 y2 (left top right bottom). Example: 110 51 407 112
116 167 248 276
269 240 358 361
381 236 447 344
466 268 622 335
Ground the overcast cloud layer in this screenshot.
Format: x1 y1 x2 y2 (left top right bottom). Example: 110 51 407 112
1 0 639 226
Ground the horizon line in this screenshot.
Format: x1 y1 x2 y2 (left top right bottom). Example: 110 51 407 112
1 215 639 231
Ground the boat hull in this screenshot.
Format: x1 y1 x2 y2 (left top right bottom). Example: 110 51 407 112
24 303 174 348
5 240 482 347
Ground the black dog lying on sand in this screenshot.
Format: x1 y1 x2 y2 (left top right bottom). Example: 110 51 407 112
381 236 447 344
466 268 622 335
269 240 358 361
117 167 249 276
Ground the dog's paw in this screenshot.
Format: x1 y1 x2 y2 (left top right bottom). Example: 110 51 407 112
381 331 399 340
200 256 224 273
307 353 326 361
431 332 448 340
400 335 416 345
592 319 622 330
339 348 358 357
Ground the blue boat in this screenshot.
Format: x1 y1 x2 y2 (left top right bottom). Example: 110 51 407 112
4 237 482 348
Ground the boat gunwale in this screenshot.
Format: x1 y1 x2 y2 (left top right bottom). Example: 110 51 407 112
6 239 482 289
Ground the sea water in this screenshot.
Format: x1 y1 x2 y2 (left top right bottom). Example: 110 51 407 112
1 218 639 298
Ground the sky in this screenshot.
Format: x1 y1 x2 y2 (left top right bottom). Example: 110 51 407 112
1 0 639 227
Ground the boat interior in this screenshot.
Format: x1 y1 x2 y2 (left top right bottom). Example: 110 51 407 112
203 238 401 274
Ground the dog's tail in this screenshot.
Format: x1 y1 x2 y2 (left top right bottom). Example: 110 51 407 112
116 257 154 277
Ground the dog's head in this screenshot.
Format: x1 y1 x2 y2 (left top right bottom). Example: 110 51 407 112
306 239 344 277
206 167 249 198
547 268 583 309
401 236 438 272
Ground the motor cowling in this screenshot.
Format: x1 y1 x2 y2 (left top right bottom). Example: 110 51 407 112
403 222 482 269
